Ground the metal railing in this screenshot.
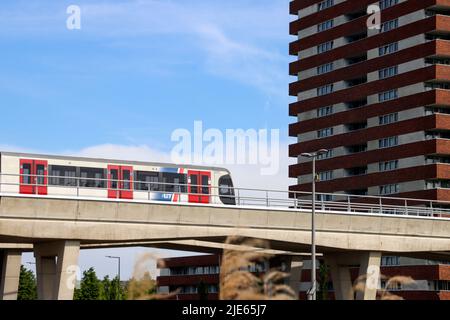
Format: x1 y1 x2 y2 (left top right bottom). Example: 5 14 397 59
1 173 450 218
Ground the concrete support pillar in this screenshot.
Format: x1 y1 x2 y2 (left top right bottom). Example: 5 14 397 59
0 250 22 300
355 251 382 301
287 257 303 297
324 251 382 301
34 241 80 300
324 255 354 300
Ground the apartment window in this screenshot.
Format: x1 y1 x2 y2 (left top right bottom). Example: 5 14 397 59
379 66 398 79
379 184 399 195
378 89 398 102
317 127 334 138
317 149 333 160
319 171 333 181
317 41 334 54
208 285 219 293
212 266 220 274
381 256 400 266
317 194 333 201
317 84 334 96
318 0 334 11
380 19 398 33
426 156 450 164
426 57 450 65
317 106 334 117
379 42 398 56
317 62 334 75
379 136 399 148
379 113 398 125
379 0 399 10
318 20 334 32
434 281 450 291
427 180 450 189
425 82 450 90
379 160 399 172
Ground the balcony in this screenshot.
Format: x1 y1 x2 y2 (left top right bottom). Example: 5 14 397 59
345 144 368 154
346 166 368 177
346 122 368 132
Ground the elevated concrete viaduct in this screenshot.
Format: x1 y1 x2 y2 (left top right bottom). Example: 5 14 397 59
1 195 449 300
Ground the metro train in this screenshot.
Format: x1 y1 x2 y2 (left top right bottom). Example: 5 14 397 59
0 152 236 205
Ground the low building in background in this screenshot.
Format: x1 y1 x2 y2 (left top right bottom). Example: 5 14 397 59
157 254 450 300
156 254 291 300
157 255 221 300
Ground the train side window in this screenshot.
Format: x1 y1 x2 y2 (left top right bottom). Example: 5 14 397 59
201 175 209 194
49 165 77 186
36 164 45 185
110 169 119 189
148 175 159 191
173 176 187 193
80 167 105 188
219 175 235 205
162 173 187 193
190 174 198 194
135 171 160 191
22 163 32 184
122 169 131 190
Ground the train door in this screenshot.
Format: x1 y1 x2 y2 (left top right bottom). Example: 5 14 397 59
19 159 48 195
108 165 133 199
188 171 210 204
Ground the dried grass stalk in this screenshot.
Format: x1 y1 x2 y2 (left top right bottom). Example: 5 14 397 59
353 273 415 300
220 236 297 300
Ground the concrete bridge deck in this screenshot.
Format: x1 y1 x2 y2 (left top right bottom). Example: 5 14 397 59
1 194 449 300
0 195 449 255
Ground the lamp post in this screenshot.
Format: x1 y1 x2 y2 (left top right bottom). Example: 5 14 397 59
301 149 328 301
106 255 121 300
106 255 121 281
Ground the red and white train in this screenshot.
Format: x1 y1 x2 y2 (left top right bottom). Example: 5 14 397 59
0 152 236 205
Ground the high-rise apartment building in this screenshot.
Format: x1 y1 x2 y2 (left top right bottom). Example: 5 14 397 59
289 0 450 200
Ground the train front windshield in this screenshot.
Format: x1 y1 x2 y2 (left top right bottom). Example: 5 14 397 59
218 175 235 205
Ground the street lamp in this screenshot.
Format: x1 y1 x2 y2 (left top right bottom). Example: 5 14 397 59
106 255 121 281
301 149 328 301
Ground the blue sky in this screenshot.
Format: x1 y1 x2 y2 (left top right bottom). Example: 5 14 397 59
0 0 292 151
0 0 295 280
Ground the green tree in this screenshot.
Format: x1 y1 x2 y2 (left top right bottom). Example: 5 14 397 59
317 262 330 301
75 267 101 300
100 275 126 300
197 281 208 300
17 265 37 300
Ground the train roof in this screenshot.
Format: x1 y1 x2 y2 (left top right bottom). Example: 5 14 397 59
0 151 231 174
